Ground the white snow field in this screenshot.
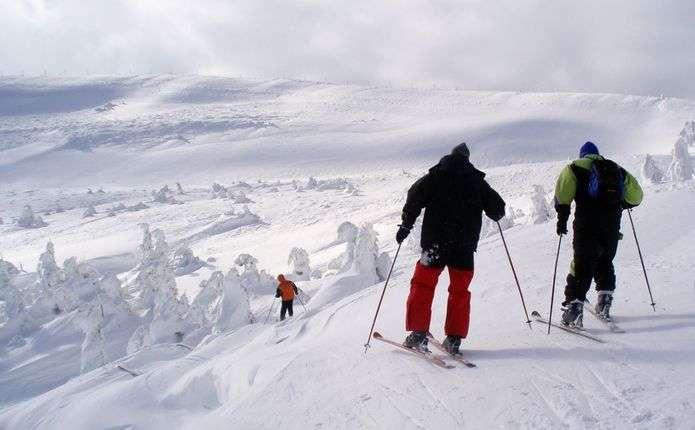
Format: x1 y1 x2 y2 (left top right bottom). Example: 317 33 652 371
1 76 695 429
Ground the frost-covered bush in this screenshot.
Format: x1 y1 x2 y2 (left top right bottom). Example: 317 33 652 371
310 223 391 310
168 246 206 276
17 205 47 228
176 182 186 195
641 154 665 184
306 177 359 194
680 121 695 147
37 241 62 292
481 206 515 238
328 223 390 282
213 268 253 333
211 182 228 199
235 253 276 295
668 136 693 182
188 268 253 335
287 247 311 281
0 258 22 325
528 185 552 224
337 221 359 243
152 185 176 203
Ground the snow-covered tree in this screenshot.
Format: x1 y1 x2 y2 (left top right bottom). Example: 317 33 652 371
668 136 693 182
78 303 108 373
528 185 551 224
128 225 189 344
37 241 62 292
680 121 695 147
641 154 665 184
17 205 47 228
234 253 276 295
329 223 390 282
176 182 186 195
287 247 311 280
152 185 175 203
337 221 359 243
83 204 97 218
168 246 205 276
0 258 22 325
353 224 391 282
192 271 225 326
211 182 228 199
213 268 253 333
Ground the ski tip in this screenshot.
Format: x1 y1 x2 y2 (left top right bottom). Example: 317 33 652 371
531 310 541 317
372 331 383 339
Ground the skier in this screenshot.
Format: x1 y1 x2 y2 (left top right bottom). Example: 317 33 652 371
554 141 643 326
275 274 299 321
396 142 506 354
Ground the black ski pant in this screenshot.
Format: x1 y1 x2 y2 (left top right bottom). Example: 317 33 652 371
280 300 294 320
564 226 620 304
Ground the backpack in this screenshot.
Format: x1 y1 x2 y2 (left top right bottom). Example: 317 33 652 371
587 159 624 205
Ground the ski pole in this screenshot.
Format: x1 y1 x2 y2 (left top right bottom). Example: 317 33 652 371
627 209 656 311
548 234 563 334
364 243 402 353
497 222 532 329
264 298 276 323
296 291 308 313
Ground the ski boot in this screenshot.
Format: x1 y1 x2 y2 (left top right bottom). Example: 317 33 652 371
561 299 584 328
441 335 462 356
595 291 613 321
403 331 429 352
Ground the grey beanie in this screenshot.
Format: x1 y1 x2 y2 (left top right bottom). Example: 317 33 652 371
451 142 470 157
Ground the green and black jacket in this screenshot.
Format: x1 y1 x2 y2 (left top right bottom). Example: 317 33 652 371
554 154 643 229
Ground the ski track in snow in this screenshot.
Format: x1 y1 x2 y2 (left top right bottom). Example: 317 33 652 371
1 76 695 429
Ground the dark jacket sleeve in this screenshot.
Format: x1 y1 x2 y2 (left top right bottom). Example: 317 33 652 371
292 283 298 294
401 174 431 229
481 181 506 222
275 288 281 298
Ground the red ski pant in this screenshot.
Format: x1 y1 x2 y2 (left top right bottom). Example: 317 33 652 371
405 262 474 337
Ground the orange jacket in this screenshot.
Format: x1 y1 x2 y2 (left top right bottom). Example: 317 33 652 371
276 274 298 301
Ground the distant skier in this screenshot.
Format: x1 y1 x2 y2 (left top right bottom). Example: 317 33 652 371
554 141 643 326
276 274 299 321
396 142 506 354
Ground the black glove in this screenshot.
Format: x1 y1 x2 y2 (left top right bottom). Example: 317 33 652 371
556 218 568 236
396 225 411 244
555 204 570 236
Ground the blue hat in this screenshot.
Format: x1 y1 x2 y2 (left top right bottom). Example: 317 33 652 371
579 141 599 158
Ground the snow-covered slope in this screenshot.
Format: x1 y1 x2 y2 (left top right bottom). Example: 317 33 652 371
1 75 693 187
1 76 694 429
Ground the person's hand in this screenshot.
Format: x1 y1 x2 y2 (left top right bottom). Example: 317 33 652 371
556 218 568 236
396 225 411 244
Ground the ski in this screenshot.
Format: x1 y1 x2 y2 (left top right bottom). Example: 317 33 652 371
372 332 454 369
531 311 606 343
426 333 477 368
115 364 140 377
584 302 626 333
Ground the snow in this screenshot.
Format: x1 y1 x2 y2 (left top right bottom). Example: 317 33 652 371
1 76 695 429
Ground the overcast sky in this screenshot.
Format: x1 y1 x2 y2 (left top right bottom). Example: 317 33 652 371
2 0 694 98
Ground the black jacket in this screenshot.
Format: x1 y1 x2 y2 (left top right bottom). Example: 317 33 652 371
401 154 506 251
